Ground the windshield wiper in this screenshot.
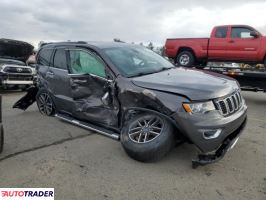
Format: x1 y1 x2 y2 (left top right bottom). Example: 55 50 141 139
129 71 156 78
129 67 173 78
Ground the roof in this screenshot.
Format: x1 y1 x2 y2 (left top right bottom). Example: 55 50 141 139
214 25 254 28
41 41 137 49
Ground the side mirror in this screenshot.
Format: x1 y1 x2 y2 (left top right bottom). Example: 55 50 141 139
250 31 259 38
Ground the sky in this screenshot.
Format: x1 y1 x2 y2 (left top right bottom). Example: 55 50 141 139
1 0 266 48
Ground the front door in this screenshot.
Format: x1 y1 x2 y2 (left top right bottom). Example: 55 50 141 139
227 27 260 61
68 48 119 127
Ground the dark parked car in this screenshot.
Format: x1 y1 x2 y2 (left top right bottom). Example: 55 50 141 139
14 42 247 167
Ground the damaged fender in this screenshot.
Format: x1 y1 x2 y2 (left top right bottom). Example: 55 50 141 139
13 86 38 110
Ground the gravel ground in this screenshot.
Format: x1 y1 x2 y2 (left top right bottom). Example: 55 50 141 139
0 91 265 200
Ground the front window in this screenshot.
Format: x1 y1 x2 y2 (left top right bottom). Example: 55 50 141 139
69 49 106 78
231 27 254 38
104 46 174 77
53 49 67 70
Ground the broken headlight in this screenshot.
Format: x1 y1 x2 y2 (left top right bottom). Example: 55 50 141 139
183 101 216 114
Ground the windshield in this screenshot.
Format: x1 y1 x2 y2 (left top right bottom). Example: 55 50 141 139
104 46 174 77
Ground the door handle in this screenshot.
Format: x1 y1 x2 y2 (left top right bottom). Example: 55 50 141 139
47 71 54 76
228 40 235 43
72 79 87 83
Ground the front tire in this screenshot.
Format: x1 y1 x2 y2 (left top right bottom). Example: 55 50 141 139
36 89 55 116
121 113 175 162
176 51 195 67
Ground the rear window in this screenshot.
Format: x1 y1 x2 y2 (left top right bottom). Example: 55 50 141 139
37 48 53 66
53 49 67 70
215 27 228 38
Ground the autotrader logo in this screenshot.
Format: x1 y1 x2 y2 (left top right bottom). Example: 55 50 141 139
0 188 54 199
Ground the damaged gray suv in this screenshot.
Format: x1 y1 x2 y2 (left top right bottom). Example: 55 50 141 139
14 42 247 168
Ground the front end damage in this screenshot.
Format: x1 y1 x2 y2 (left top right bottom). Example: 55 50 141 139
192 117 247 168
13 82 248 168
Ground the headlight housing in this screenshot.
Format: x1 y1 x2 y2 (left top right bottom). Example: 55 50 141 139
183 101 216 114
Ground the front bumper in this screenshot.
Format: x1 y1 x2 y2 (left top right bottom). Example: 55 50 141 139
191 117 247 168
173 103 247 153
1 80 33 85
0 73 33 86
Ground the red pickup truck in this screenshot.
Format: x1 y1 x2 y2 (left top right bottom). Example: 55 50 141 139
165 25 266 67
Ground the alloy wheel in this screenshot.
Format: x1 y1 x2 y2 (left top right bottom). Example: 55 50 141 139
179 54 190 65
128 116 164 143
37 92 54 115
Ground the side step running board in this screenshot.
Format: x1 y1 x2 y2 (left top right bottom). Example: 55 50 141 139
55 113 120 140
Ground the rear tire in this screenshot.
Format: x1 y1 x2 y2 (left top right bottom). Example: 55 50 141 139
176 51 195 67
121 113 175 162
264 58 266 69
36 89 55 116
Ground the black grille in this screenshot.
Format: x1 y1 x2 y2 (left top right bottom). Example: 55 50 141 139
7 74 33 81
3 66 32 74
219 101 227 115
215 91 243 116
232 96 237 109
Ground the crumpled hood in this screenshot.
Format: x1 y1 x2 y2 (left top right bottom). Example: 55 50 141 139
0 38 34 62
132 68 239 100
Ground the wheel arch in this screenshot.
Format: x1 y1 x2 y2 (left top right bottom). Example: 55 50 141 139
120 107 183 135
176 47 196 60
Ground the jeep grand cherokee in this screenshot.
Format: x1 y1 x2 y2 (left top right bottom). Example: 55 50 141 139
14 42 247 167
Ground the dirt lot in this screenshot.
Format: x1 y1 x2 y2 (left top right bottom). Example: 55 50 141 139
0 91 265 200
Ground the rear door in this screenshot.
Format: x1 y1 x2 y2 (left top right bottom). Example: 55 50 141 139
208 26 229 60
46 47 72 114
37 47 53 88
67 48 119 127
227 26 260 61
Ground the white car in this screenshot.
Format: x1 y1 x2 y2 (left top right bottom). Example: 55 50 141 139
0 38 35 90
0 58 35 90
